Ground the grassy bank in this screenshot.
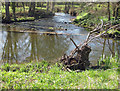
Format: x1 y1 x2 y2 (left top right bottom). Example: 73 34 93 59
73 12 120 30
72 3 120 39
0 54 119 89
73 3 120 30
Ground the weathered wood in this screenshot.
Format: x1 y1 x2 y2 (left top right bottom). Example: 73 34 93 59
70 38 79 50
61 44 91 70
3 30 86 36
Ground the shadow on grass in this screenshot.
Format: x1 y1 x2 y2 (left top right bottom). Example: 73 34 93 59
89 65 111 70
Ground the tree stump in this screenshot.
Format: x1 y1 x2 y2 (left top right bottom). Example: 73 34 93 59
60 44 91 71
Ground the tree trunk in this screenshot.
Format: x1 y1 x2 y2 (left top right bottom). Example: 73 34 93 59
115 7 119 19
11 2 17 21
64 2 70 14
115 2 120 19
112 3 116 17
65 2 68 13
108 2 111 21
5 1 11 23
37 2 41 7
46 2 49 11
16 2 19 7
50 2 55 12
28 2 35 16
22 2 25 13
71 2 74 8
2 2 5 8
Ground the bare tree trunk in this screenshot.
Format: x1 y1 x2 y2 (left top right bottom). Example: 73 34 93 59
28 2 32 14
115 7 119 19
115 2 120 19
64 2 70 14
16 2 18 7
112 3 116 17
108 2 111 21
22 2 25 13
46 2 49 11
11 2 17 21
37 2 41 7
2 2 5 8
50 2 55 12
5 1 11 23
65 2 68 13
71 2 74 8
28 2 35 16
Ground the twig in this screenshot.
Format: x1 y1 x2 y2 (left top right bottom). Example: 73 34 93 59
70 38 79 50
66 68 72 72
86 19 103 42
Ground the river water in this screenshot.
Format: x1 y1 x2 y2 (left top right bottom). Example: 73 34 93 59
0 13 120 65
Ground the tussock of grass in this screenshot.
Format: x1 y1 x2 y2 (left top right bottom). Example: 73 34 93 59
0 54 119 89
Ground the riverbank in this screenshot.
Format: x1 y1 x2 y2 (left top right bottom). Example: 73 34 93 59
70 3 120 39
73 12 120 29
1 54 119 89
2 7 54 24
72 12 120 39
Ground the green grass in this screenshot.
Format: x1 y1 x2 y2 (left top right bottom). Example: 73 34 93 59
76 12 89 19
1 68 118 89
73 3 120 30
0 54 119 89
36 7 46 10
97 53 119 69
2 6 29 14
11 17 35 22
73 12 96 29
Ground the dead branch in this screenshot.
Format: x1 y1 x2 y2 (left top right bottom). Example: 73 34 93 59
107 24 120 30
70 38 79 50
86 19 103 41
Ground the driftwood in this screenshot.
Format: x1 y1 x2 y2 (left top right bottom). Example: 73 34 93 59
3 30 86 36
60 20 120 71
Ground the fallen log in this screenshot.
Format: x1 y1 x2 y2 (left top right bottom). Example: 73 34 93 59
2 30 86 36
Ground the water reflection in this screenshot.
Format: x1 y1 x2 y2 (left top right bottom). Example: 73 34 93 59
1 26 119 65
89 38 120 65
1 32 70 63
